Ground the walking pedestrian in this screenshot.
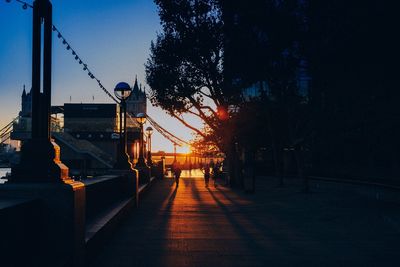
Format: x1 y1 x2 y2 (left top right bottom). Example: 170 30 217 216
202 164 211 187
212 162 220 187
173 162 182 187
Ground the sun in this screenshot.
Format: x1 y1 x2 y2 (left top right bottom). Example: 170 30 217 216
181 145 191 154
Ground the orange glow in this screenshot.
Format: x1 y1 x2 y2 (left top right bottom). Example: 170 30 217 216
181 145 191 154
217 106 229 121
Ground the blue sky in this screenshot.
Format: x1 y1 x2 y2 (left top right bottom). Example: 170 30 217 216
0 0 198 152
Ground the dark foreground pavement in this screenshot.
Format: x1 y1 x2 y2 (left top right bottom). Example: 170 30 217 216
88 177 400 267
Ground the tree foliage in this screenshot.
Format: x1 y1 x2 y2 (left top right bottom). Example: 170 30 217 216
146 0 226 149
147 0 400 184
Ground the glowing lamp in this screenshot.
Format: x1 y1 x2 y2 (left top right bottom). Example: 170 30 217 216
135 113 147 125
146 126 153 136
217 106 229 121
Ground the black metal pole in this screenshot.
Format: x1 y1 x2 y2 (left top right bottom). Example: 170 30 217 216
43 0 52 139
146 132 153 166
31 0 41 139
119 102 123 154
31 0 52 140
138 123 145 164
148 134 151 153
123 100 127 154
173 144 177 163
12 0 69 182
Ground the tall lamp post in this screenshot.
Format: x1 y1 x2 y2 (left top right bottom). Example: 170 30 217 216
146 126 153 166
173 143 177 164
135 113 150 183
135 113 147 166
7 2 85 265
188 146 192 170
114 82 132 170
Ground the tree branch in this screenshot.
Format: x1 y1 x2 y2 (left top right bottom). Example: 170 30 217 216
198 90 213 99
187 95 219 132
200 106 218 117
171 113 206 138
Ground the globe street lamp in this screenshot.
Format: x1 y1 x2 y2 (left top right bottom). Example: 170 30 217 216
135 113 147 166
135 113 150 183
146 126 153 166
114 82 132 169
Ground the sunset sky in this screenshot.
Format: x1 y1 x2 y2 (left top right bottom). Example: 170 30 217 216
0 0 200 153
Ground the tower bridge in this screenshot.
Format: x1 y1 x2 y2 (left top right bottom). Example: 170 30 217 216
8 77 151 177
3 77 192 178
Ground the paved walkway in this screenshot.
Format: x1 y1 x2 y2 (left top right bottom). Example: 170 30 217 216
88 177 400 267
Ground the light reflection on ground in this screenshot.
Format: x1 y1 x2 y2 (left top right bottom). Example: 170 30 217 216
166 168 205 178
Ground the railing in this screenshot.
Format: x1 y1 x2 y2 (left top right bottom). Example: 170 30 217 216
52 132 114 168
0 117 17 144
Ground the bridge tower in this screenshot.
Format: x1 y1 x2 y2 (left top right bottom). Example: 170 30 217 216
20 85 32 118
126 76 146 116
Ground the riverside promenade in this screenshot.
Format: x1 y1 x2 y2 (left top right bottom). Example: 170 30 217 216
88 173 400 267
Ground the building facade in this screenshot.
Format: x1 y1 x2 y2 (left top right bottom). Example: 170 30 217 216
126 77 146 117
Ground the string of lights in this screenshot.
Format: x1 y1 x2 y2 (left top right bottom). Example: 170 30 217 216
146 115 189 146
4 0 32 9
126 112 187 147
5 0 190 147
51 25 119 103
5 0 119 103
126 112 173 146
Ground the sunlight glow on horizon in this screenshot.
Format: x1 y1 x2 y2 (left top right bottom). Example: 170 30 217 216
180 145 191 155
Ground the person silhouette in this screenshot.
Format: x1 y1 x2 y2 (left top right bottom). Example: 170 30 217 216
202 164 211 187
173 162 182 187
212 163 219 187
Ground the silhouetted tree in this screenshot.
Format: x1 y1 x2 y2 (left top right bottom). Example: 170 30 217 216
147 0 311 187
146 0 226 148
148 0 400 186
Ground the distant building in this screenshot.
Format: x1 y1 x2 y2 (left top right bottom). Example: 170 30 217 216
11 85 32 140
20 85 32 118
11 81 148 174
221 1 310 100
125 77 148 161
242 81 269 101
63 103 142 167
64 103 118 133
126 77 146 117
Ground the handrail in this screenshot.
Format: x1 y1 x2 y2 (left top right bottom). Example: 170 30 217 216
52 132 113 168
0 117 18 144
0 117 18 134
